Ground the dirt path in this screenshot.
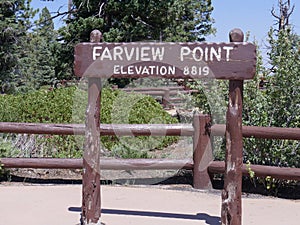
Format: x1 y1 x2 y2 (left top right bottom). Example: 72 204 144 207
0 184 299 225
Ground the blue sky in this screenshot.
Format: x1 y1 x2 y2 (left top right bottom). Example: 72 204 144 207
207 1 300 43
31 0 68 27
32 0 300 46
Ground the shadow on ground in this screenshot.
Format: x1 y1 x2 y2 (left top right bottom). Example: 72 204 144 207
69 207 220 225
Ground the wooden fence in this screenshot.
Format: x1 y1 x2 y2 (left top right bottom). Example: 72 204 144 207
1 117 300 184
120 86 198 108
0 114 211 189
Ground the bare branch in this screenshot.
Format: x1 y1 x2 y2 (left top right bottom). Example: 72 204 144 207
271 7 281 19
30 8 77 30
98 2 105 18
131 14 153 28
287 4 295 17
271 0 295 30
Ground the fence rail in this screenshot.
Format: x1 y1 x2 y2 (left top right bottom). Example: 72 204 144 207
211 124 300 140
121 86 198 108
2 157 300 181
208 161 300 181
1 118 300 185
1 122 299 140
0 158 194 170
0 122 193 136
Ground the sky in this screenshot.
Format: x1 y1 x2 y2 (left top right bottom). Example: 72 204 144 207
207 1 300 48
31 0 300 52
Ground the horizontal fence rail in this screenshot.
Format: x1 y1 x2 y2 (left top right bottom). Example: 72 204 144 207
121 87 185 92
0 158 194 170
121 86 199 108
211 124 300 140
1 122 300 140
2 158 299 181
208 161 300 181
0 122 193 136
122 90 199 96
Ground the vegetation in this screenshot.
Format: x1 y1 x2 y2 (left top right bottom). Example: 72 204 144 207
243 27 300 168
66 0 214 42
188 1 300 170
189 26 299 194
0 0 214 159
242 1 299 169
0 87 178 158
0 0 299 190
0 0 37 93
0 0 215 90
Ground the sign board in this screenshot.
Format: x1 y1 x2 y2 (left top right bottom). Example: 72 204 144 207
74 42 256 80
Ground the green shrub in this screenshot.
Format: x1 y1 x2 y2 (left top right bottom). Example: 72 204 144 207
0 87 75 123
101 89 178 154
0 87 178 158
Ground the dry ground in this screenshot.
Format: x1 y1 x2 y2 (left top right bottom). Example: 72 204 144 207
0 184 300 225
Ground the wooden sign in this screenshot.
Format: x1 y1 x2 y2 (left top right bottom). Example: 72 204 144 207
74 42 256 80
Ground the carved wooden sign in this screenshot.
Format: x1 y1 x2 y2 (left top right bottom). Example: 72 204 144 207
74 42 256 80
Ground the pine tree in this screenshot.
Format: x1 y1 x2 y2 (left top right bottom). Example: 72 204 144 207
0 0 37 93
56 0 215 80
266 28 299 129
66 0 214 42
16 7 57 91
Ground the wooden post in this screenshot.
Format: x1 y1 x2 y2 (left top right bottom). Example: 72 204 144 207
221 29 245 225
82 30 102 225
193 113 213 189
162 88 170 109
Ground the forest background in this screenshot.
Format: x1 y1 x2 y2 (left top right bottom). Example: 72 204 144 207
0 1 299 184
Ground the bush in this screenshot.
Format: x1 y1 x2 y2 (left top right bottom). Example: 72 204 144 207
0 87 75 123
0 87 178 158
100 89 178 156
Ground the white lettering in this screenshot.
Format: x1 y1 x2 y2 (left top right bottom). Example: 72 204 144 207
210 47 221 61
113 65 120 74
112 65 176 76
135 47 140 61
223 46 234 61
160 66 167 75
101 47 112 60
93 44 234 63
121 66 127 74
180 45 234 62
140 47 151 61
142 66 150 74
113 46 124 61
204 47 209 61
152 47 165 61
180 47 191 61
93 46 102 60
192 47 204 61
124 47 135 61
148 66 156 74
135 66 142 74
169 66 176 75
128 66 134 74
182 66 210 76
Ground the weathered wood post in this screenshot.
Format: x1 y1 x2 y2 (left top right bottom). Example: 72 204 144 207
193 113 213 189
82 30 102 225
221 28 245 225
162 88 170 108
